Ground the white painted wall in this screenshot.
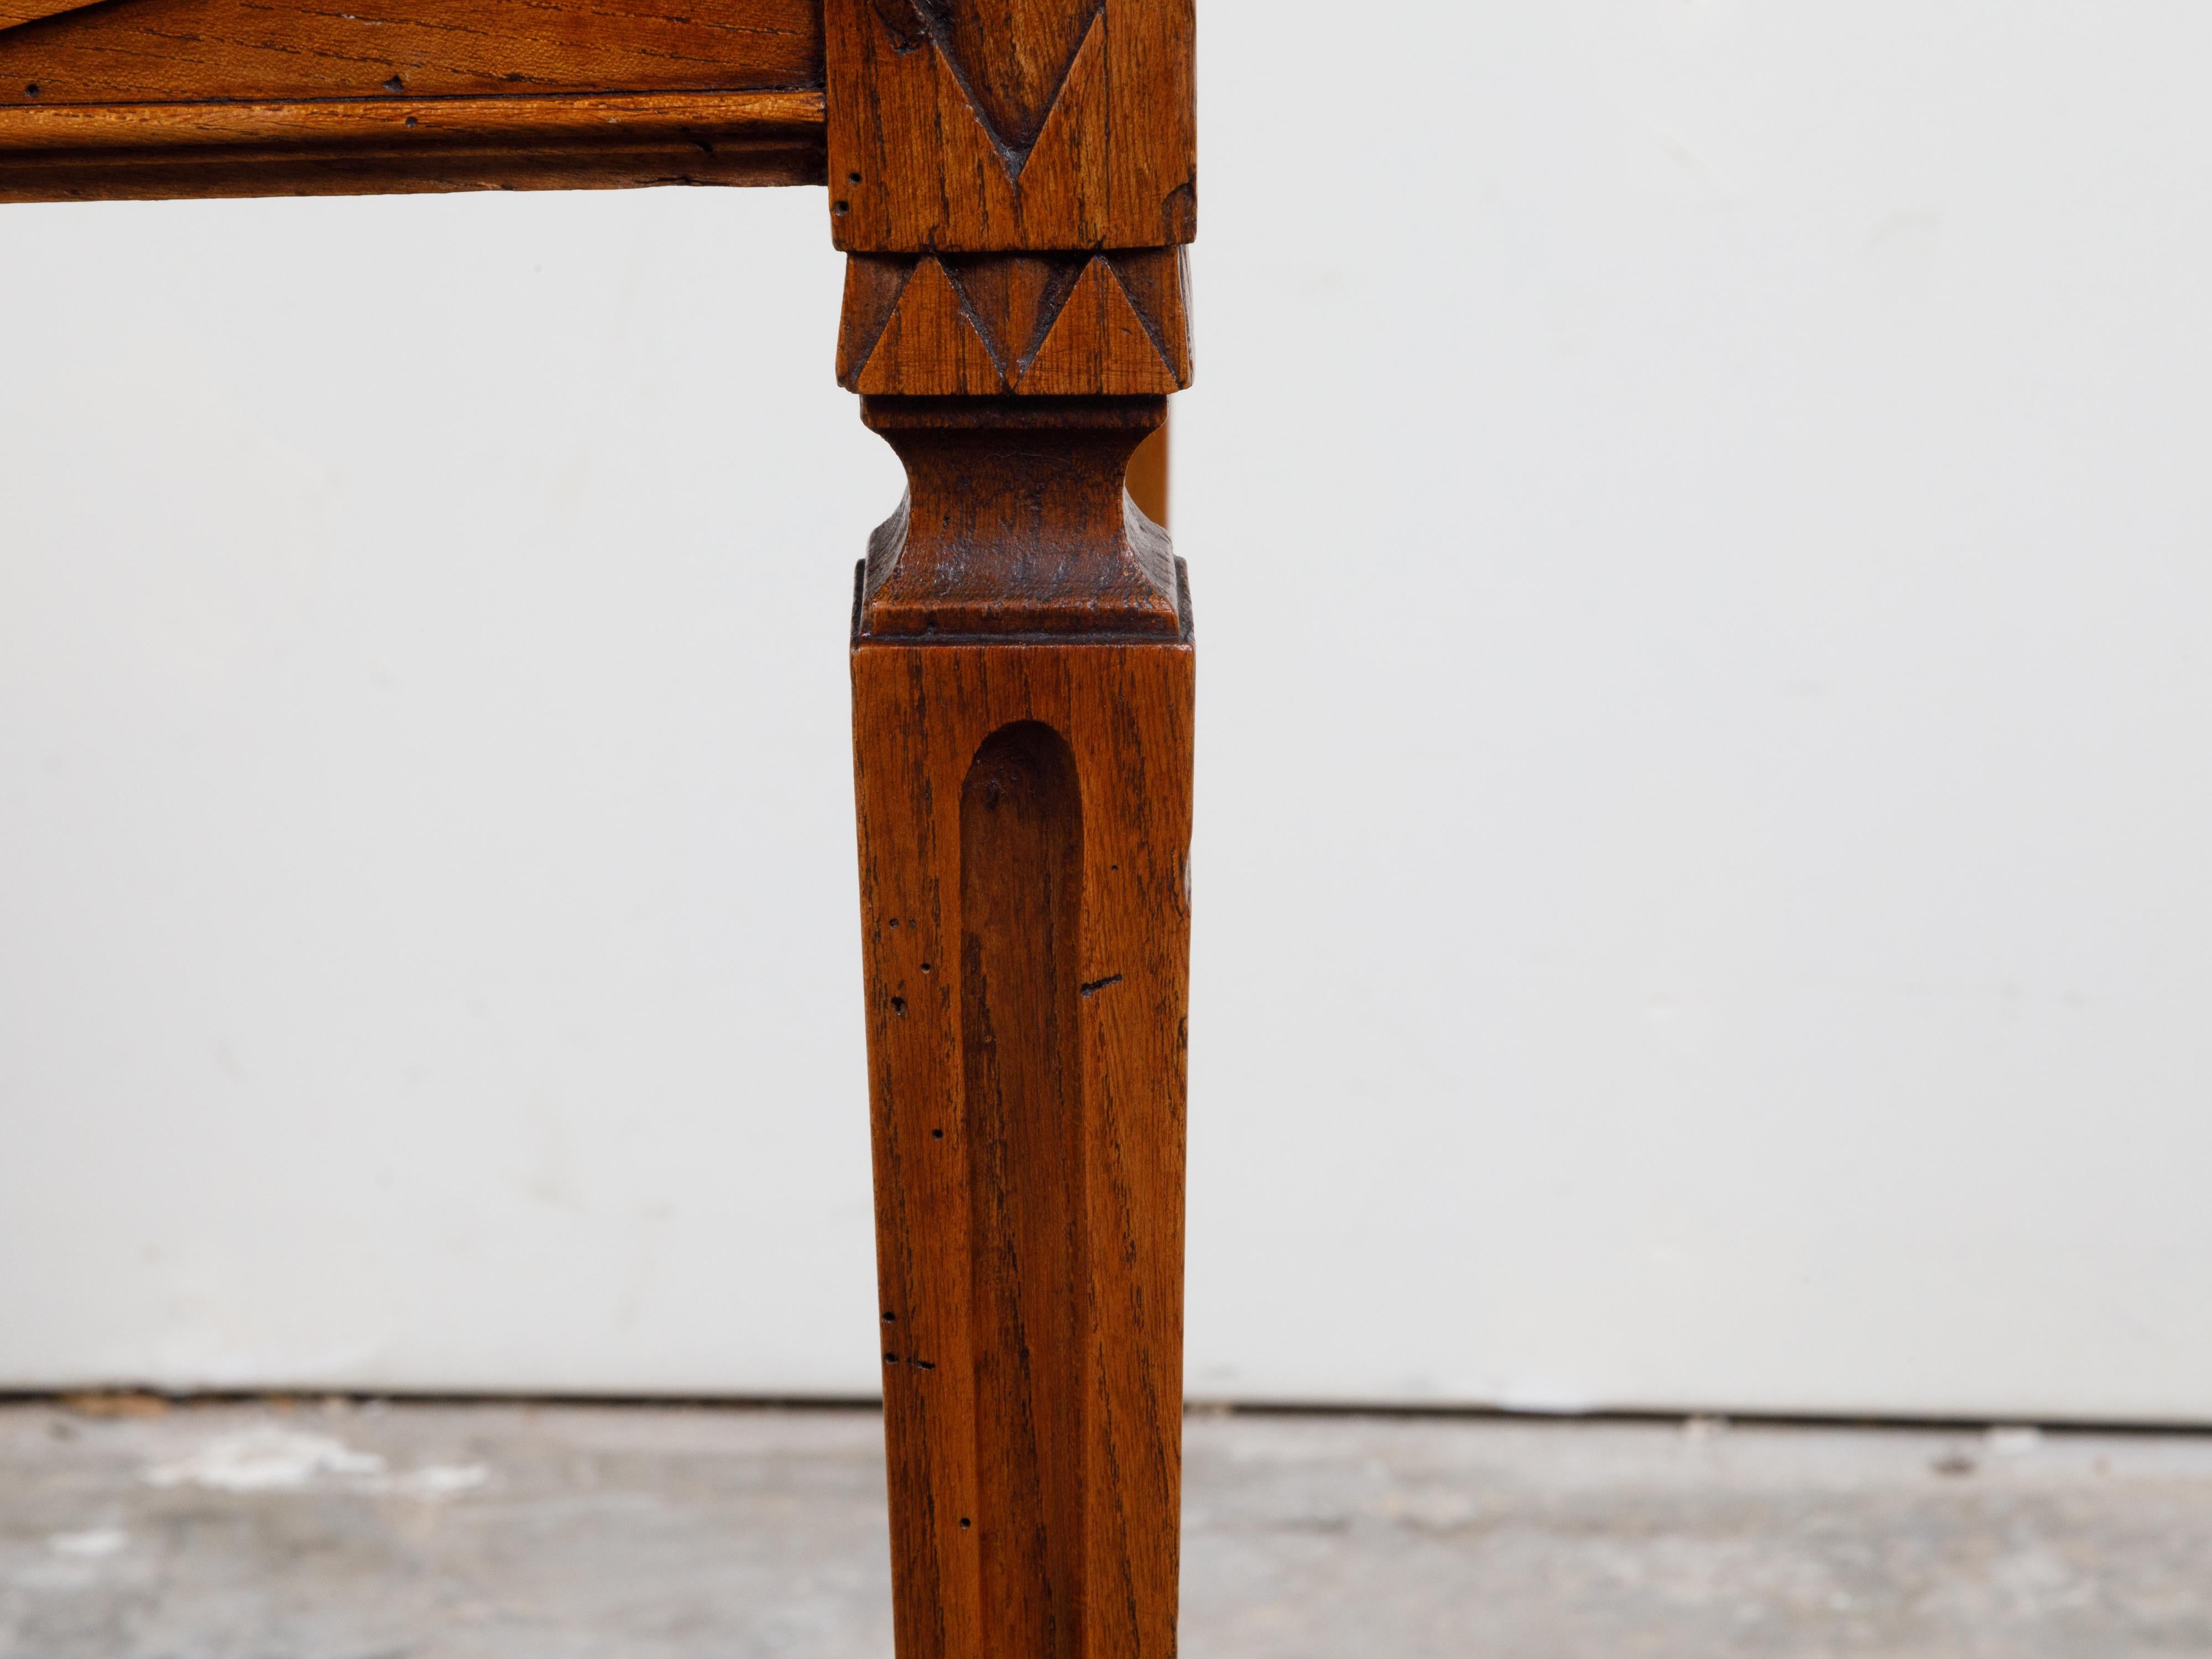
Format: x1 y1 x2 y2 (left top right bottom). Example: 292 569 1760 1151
6 3 2212 1422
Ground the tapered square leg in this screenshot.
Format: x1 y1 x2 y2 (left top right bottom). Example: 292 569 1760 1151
853 634 1192 1659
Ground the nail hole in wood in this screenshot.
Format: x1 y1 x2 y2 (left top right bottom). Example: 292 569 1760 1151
382 75 404 91
931 1128 944 1139
891 996 907 1016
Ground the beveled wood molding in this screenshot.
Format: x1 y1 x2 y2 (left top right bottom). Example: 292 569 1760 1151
0 91 825 201
0 0 826 199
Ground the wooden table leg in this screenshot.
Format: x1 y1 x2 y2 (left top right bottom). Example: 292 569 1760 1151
851 393 1192 1659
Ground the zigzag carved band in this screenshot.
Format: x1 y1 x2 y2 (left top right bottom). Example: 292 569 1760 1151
838 248 1190 397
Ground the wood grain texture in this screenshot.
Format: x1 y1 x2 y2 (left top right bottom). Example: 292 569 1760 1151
0 0 822 199
0 0 821 103
1125 412 1167 528
0 0 98 33
825 0 1193 252
839 248 1188 396
851 387 1191 1659
853 630 1192 1659
0 90 823 200
858 395 1180 639
960 720 1085 1659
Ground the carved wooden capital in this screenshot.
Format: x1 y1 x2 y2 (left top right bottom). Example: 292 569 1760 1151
856 394 1181 639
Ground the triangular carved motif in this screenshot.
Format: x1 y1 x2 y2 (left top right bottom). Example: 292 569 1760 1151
942 255 1087 381
1101 249 1191 384
865 0 932 52
841 251 1187 395
0 0 108 32
869 0 1104 173
855 257 1008 395
1018 255 1181 395
838 257 919 388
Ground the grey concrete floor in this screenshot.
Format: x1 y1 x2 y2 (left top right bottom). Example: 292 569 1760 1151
4 1399 2210 1658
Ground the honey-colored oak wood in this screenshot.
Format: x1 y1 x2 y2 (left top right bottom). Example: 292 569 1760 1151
825 0 1194 252
858 395 1180 639
837 0 1196 1642
0 0 825 199
838 249 1189 396
0 0 821 103
0 91 825 201
852 393 1191 1659
0 0 91 31
1 0 1201 1651
853 641 1190 1659
1126 415 1168 527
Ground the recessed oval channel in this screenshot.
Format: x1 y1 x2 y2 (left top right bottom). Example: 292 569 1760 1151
959 719 1084 1659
